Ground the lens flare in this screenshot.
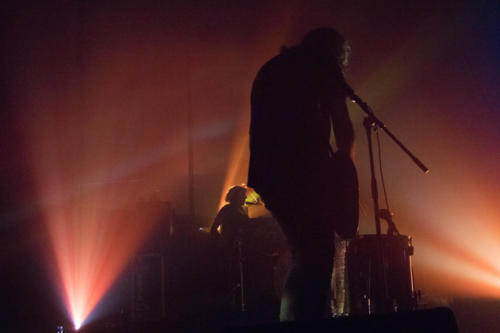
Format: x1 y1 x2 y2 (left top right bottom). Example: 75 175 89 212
21 82 177 327
41 180 163 328
218 126 250 210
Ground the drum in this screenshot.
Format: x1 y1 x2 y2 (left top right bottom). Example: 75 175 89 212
346 234 416 315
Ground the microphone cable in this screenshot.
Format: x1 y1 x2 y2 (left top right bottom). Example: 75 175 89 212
376 127 391 212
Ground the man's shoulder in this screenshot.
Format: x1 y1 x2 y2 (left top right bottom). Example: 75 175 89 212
258 48 303 75
218 204 241 216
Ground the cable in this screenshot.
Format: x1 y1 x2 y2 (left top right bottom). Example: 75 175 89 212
376 128 391 211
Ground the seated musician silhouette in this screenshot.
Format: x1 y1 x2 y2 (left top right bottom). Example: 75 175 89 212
211 186 249 245
211 186 254 312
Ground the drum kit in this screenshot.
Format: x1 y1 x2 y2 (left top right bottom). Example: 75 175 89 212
346 232 417 315
238 212 419 317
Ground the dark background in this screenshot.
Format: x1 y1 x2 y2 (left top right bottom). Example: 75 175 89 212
1 1 499 331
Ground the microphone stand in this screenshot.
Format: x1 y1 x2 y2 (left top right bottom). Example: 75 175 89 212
348 90 429 236
363 117 382 236
347 86 429 313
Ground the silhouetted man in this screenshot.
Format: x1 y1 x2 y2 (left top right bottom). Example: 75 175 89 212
248 27 358 321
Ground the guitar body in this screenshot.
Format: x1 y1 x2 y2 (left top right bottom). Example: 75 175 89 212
250 151 358 239
329 151 359 239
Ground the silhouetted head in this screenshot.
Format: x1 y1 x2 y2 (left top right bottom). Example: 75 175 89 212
299 27 351 70
225 186 247 206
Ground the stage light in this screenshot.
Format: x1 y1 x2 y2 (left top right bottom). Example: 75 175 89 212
22 98 170 328
42 199 162 329
217 111 250 211
72 310 83 331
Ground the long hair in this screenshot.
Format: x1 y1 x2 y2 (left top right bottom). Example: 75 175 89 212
225 186 246 204
298 27 351 70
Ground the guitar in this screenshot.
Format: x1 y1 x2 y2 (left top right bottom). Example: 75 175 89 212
330 151 359 239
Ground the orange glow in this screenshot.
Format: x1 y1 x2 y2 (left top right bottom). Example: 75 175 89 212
218 123 250 210
217 10 500 301
407 193 500 298
21 63 178 327
29 140 164 328
9 3 499 328
42 194 160 328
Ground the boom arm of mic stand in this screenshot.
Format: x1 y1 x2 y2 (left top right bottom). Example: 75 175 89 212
349 93 430 174
347 88 426 311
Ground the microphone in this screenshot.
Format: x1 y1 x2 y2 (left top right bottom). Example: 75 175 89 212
342 80 367 109
342 79 356 101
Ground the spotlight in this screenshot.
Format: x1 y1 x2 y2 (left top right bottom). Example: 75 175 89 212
57 323 81 333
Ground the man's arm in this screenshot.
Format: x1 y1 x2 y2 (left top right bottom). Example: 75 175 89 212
323 73 354 159
321 67 355 158
211 210 224 236
331 97 355 159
